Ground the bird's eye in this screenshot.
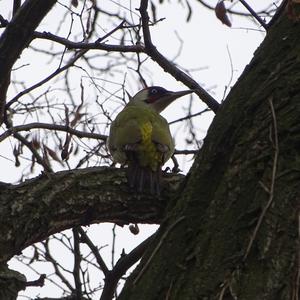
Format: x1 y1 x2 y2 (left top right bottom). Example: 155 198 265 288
151 88 158 94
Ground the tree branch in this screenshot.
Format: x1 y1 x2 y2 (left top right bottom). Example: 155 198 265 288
6 20 141 109
0 0 57 124
197 0 276 18
33 31 145 53
72 228 82 299
25 274 46 287
0 122 107 143
139 0 220 113
43 239 75 293
0 167 184 264
100 233 155 300
238 0 267 30
12 0 21 16
78 227 110 276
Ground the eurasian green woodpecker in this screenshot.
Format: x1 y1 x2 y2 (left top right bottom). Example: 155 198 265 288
108 86 193 194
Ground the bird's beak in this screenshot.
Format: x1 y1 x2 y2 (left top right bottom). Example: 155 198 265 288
166 89 194 101
153 89 194 113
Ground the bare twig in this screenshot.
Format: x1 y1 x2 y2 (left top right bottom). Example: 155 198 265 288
174 149 198 155
111 224 117 269
72 227 83 299
238 0 268 30
0 122 107 143
33 31 144 52
0 0 57 124
6 21 135 109
169 108 210 125
44 239 75 293
78 227 110 276
222 46 234 102
267 0 288 28
100 234 155 300
6 51 84 109
198 0 277 18
25 274 46 287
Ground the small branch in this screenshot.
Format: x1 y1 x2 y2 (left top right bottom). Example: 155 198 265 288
100 234 155 300
72 227 83 299
169 108 211 125
238 0 268 30
3 99 54 173
6 21 136 108
78 227 110 276
44 239 75 293
33 31 145 52
13 0 21 16
174 149 198 155
25 274 46 287
198 0 276 18
6 50 84 108
111 224 117 270
267 0 288 28
139 0 220 113
79 226 156 300
115 234 155 276
0 15 9 27
0 122 107 143
0 0 57 124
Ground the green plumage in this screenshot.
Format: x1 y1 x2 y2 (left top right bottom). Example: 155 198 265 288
108 86 193 194
108 103 174 194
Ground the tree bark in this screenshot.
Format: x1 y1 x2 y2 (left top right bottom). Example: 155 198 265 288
119 6 300 300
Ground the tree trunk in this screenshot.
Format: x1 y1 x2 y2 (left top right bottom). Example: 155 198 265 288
119 6 300 300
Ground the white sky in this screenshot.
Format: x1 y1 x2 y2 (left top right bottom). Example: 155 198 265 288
0 0 281 298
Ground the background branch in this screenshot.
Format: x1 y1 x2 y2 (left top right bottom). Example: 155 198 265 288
100 234 155 300
139 0 220 113
33 31 145 52
0 0 57 124
0 122 107 143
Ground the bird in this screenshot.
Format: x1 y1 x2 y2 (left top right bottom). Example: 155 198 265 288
108 86 193 195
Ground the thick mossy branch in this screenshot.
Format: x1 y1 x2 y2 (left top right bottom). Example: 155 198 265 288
0 167 184 263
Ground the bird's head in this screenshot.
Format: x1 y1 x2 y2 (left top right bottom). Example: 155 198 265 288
129 86 193 113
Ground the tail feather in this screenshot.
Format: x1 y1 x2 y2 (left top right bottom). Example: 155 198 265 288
127 161 161 195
